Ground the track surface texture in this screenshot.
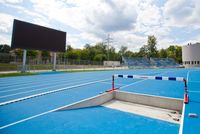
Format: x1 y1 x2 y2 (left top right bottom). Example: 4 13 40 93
0 68 199 134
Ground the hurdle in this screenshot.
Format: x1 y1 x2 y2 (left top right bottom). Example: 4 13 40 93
107 74 189 104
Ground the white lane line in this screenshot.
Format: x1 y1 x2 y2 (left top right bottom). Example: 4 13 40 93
188 90 200 93
0 74 96 91
0 78 79 93
179 70 190 134
186 71 190 82
0 76 103 96
120 79 146 89
0 70 174 129
0 74 108 93
0 77 73 90
0 75 67 86
0 74 159 130
179 103 185 134
188 80 200 83
99 82 126 86
0 78 110 106
0 101 74 129
0 72 102 87
0 78 105 99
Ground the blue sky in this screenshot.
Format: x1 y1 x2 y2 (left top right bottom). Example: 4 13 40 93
0 0 199 51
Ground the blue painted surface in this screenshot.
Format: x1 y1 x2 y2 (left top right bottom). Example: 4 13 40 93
35 71 65 75
182 70 200 134
0 68 199 134
1 106 179 134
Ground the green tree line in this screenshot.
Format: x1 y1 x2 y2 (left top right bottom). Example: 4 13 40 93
0 35 182 63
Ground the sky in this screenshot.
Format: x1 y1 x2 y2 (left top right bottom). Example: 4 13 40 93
0 0 200 51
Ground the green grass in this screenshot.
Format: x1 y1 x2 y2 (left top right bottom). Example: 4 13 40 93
0 72 37 78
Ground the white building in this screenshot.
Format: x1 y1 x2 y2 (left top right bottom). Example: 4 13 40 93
182 43 200 68
103 61 120 67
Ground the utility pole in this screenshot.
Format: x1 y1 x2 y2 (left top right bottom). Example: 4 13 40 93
105 34 113 61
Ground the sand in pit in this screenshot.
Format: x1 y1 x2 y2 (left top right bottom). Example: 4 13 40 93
102 100 181 124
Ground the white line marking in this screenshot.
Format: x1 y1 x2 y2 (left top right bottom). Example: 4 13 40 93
179 70 190 134
120 79 146 89
186 71 190 82
0 77 75 92
0 78 110 106
188 80 200 83
188 90 200 93
0 103 76 129
0 74 107 93
99 82 126 86
0 77 104 99
179 103 185 134
0 70 176 129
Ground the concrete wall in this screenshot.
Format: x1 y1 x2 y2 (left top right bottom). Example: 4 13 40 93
103 61 120 67
58 92 113 111
182 43 200 68
57 91 183 112
114 91 183 111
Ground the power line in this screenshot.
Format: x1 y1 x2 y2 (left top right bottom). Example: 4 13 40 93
105 34 113 61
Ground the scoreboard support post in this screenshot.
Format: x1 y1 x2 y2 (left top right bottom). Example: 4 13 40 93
53 52 57 71
21 49 27 73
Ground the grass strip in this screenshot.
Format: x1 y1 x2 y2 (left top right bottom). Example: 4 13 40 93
0 72 37 78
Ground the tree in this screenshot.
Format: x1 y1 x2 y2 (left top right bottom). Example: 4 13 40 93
66 45 73 52
84 44 91 49
0 44 11 53
66 49 81 60
159 49 167 58
166 45 182 63
175 46 182 63
119 46 128 56
147 35 158 57
13 49 23 57
41 51 50 58
107 46 116 61
139 45 148 57
94 42 107 54
27 50 38 58
80 49 90 60
124 51 134 57
93 54 106 61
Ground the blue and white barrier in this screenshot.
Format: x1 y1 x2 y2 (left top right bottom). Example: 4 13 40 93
113 74 185 82
108 74 188 104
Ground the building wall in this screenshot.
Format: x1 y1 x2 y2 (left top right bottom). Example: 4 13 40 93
103 61 120 67
182 43 200 68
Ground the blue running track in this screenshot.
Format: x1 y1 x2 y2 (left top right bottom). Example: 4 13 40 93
0 68 200 134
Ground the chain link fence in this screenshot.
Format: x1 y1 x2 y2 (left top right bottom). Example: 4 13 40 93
0 53 124 72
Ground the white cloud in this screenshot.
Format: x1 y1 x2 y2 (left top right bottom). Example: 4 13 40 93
0 0 199 50
163 0 200 28
0 34 10 44
0 0 23 4
28 0 141 50
111 31 146 51
0 13 14 33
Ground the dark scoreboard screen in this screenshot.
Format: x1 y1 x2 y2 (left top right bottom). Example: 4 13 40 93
11 19 66 52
